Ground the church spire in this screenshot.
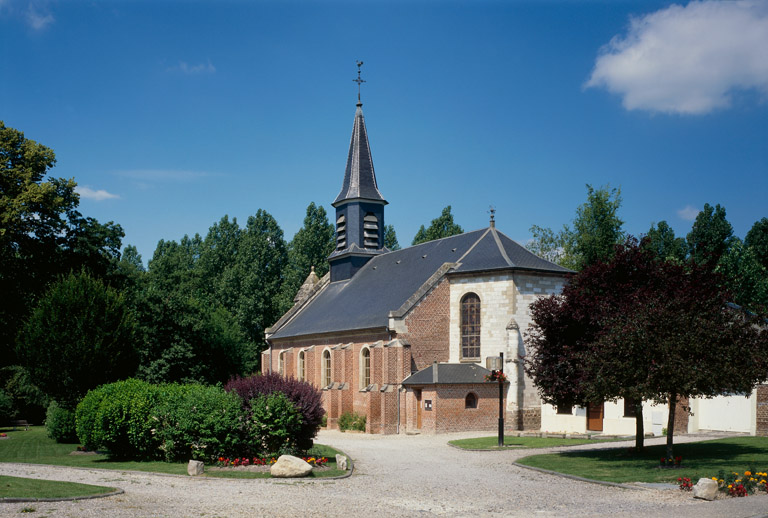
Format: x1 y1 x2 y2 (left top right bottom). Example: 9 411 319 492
328 62 388 282
333 62 387 207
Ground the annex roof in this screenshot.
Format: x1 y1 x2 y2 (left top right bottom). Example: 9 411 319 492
268 227 571 340
401 362 493 385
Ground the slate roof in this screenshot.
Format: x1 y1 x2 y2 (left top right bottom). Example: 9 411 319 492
268 227 572 340
401 363 493 385
333 101 387 206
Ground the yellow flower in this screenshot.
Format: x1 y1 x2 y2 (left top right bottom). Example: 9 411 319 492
745 471 752 476
711 477 717 481
728 484 733 489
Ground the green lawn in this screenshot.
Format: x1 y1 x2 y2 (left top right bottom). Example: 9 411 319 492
449 435 624 450
0 475 114 499
0 427 346 479
517 437 768 483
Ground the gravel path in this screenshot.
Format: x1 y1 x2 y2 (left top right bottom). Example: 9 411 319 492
2 431 767 518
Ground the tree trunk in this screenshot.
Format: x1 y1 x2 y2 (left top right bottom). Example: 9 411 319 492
634 401 644 451
666 392 676 461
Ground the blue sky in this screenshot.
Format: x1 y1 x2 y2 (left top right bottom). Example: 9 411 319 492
2 0 767 264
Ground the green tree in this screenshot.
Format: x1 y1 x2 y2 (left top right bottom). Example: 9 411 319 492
716 239 768 313
16 270 138 408
687 203 733 266
643 221 687 262
279 203 333 311
526 224 568 265
525 238 768 455
1 122 125 368
745 217 768 270
383 224 400 250
411 205 463 245
526 185 623 270
565 185 624 270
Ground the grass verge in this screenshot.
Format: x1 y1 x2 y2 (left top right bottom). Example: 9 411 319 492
449 435 625 450
0 475 114 499
0 427 346 479
516 437 768 483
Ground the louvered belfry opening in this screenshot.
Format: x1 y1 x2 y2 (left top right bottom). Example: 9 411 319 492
363 213 379 248
336 215 346 250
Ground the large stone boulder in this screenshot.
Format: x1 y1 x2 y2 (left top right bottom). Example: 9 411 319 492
270 455 313 478
693 478 719 501
187 460 204 476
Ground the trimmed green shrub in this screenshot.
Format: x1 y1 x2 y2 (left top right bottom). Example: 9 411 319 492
249 392 303 455
225 373 324 451
154 384 246 462
76 379 161 458
338 411 366 432
46 401 77 442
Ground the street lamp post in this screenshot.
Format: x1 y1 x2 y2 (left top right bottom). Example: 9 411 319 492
498 351 504 448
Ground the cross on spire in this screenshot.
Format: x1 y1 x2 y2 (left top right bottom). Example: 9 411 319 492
353 60 366 102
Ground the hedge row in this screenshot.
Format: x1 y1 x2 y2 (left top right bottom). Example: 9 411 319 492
75 375 324 462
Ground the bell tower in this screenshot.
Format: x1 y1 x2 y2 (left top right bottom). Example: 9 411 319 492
328 62 388 282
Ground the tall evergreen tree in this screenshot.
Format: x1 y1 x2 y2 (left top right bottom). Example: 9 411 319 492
279 202 334 312
383 224 400 251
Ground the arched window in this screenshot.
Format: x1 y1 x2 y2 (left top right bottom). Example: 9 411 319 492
322 349 332 388
298 350 305 381
465 392 478 409
461 293 481 360
336 215 346 250
278 351 286 375
360 347 371 389
363 213 379 248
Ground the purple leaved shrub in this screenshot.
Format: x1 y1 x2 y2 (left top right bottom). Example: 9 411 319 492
225 372 325 451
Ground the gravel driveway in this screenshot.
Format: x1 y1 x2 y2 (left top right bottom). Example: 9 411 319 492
1 431 767 518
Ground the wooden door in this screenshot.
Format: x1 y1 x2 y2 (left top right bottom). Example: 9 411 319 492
587 402 604 431
415 389 422 429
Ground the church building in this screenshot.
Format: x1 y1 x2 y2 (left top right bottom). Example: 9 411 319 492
263 83 577 434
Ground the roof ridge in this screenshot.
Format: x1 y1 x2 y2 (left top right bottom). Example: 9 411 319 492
489 227 515 268
455 227 491 264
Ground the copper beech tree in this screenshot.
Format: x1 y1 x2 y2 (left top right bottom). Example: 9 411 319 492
525 238 768 455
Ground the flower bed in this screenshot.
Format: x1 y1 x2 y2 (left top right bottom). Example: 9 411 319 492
678 469 768 497
213 456 329 471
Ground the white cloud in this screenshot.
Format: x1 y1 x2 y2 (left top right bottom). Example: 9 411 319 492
677 205 700 221
585 1 768 114
26 4 54 30
170 60 216 75
76 186 120 201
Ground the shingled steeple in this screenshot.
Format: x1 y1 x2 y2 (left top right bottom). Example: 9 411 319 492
332 100 387 206
329 62 388 283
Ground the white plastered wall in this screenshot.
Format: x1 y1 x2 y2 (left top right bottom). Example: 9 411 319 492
541 400 669 435
688 390 757 435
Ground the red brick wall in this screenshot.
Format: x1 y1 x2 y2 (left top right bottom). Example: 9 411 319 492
757 385 768 437
405 384 506 434
398 279 451 372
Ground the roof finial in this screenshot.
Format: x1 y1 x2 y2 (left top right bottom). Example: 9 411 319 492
353 60 365 103
489 205 496 228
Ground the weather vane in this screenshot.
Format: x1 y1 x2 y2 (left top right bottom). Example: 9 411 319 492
488 205 496 225
353 60 365 102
